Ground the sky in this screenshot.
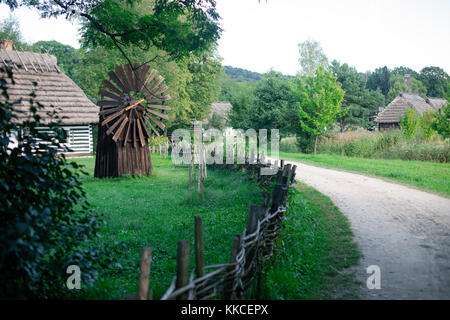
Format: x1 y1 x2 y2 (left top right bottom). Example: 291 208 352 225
1 0 449 76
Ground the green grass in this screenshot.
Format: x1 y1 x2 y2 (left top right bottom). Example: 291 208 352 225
262 183 361 299
277 151 450 197
74 155 264 299
72 155 360 299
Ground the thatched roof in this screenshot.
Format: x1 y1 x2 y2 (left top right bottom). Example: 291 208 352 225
374 92 446 124
0 48 99 125
426 98 447 111
203 102 232 124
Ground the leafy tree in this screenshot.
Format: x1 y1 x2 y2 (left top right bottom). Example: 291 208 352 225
251 71 298 136
419 66 449 98
293 66 345 154
32 40 80 79
0 68 104 298
330 60 384 131
391 66 419 79
2 0 221 63
387 74 427 102
298 38 328 77
366 66 390 102
0 14 29 49
226 80 256 130
399 108 420 140
223 66 263 83
431 102 450 141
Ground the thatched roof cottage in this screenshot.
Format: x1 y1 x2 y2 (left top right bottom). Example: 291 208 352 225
0 40 99 157
374 75 447 131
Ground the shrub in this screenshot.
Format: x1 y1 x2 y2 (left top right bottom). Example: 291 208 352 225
421 110 437 142
0 69 104 298
280 136 300 153
399 108 420 140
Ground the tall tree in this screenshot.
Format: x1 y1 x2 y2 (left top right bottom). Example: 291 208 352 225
366 66 391 103
31 40 80 79
331 60 384 131
419 66 449 98
387 74 427 102
293 66 345 154
2 0 221 63
0 14 28 48
297 38 328 77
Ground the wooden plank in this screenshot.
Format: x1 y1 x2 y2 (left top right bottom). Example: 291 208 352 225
102 80 123 96
138 248 152 300
99 107 121 116
98 100 120 107
147 109 169 120
194 215 204 278
108 70 127 94
106 113 126 135
223 234 242 300
99 89 122 102
176 240 190 300
144 117 160 137
146 114 165 131
147 76 165 94
101 109 124 127
124 64 135 92
147 94 171 103
115 65 131 93
112 116 129 142
152 84 169 97
147 104 171 111
136 116 146 147
143 69 158 91
139 117 151 139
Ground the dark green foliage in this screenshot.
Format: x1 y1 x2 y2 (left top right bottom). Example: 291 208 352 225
432 102 450 141
419 66 449 98
331 60 385 131
32 40 80 79
2 0 221 61
366 66 390 102
0 70 104 299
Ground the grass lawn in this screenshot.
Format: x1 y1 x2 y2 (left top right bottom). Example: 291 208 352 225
73 155 360 299
277 151 450 197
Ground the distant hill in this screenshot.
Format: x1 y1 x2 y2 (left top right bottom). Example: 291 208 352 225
224 65 295 83
224 66 263 82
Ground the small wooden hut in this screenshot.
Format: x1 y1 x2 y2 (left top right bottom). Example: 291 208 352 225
0 40 99 157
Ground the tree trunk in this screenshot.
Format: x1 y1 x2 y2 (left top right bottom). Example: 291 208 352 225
314 135 318 155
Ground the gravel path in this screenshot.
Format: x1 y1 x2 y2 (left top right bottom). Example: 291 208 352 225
278 159 450 299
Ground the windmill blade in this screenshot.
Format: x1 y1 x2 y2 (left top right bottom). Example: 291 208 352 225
147 76 165 95
108 70 128 93
106 113 126 135
124 109 134 146
147 109 169 121
99 107 121 116
101 109 125 127
139 116 152 139
102 79 123 96
146 113 166 131
136 116 146 147
152 85 169 97
135 64 151 91
124 64 135 92
112 116 129 142
147 94 171 104
115 65 131 93
99 89 122 101
147 104 171 111
98 100 121 107
144 117 161 137
133 118 138 148
143 69 157 91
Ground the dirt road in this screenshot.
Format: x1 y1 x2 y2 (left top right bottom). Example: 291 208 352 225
278 159 450 299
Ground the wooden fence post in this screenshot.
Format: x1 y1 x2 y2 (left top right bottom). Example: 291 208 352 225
138 247 152 300
194 215 205 278
270 183 284 213
176 240 190 300
224 234 242 300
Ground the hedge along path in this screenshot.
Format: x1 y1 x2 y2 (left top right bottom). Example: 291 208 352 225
126 156 297 300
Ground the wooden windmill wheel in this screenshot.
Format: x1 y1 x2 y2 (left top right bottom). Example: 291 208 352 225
94 63 171 178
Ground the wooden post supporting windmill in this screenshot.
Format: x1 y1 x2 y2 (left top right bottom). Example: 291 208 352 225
94 63 171 178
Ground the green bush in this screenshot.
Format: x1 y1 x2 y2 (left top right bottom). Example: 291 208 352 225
0 69 104 298
399 108 420 140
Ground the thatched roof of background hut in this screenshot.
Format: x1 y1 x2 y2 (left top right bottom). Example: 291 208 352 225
374 92 446 124
0 46 98 125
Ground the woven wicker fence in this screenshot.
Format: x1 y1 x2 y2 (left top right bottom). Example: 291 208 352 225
126 156 297 300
